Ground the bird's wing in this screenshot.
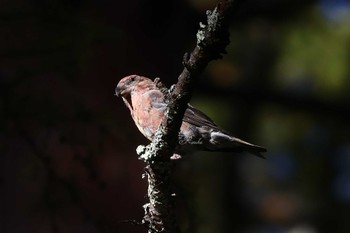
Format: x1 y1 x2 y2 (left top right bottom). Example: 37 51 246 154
183 104 224 132
183 104 267 158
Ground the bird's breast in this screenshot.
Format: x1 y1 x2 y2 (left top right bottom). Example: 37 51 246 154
130 91 165 140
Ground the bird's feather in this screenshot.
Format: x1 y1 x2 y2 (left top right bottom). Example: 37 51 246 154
183 104 224 132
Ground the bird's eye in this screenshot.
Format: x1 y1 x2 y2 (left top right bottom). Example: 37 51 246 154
126 76 138 86
128 76 137 84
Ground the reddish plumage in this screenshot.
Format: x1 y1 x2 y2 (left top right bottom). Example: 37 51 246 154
115 75 266 158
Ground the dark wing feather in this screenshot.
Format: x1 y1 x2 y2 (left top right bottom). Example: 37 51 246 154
183 104 226 132
183 104 267 158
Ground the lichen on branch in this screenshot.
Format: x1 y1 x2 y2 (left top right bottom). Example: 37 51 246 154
136 1 234 232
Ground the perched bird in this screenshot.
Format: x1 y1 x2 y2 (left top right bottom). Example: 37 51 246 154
115 75 266 158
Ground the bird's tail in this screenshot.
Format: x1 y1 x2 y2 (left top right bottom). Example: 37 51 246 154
231 137 267 159
208 131 267 158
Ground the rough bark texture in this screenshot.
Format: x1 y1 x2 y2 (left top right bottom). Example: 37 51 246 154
136 1 233 232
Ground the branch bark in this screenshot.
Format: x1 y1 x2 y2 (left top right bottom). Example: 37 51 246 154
136 1 234 232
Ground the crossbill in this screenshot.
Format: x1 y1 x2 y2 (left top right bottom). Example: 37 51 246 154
115 75 266 158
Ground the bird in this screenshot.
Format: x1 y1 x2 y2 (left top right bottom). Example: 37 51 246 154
115 74 266 158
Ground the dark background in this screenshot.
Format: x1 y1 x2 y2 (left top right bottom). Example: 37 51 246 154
1 0 350 232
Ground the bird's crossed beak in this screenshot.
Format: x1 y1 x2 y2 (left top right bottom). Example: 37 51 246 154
115 85 123 97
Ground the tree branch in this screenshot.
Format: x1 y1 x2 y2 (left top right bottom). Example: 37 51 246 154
136 1 234 232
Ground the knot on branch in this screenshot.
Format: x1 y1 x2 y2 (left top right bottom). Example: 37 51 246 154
182 53 196 72
153 77 176 105
154 77 167 92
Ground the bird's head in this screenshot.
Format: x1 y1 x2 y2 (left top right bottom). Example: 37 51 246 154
115 75 154 111
115 75 144 97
